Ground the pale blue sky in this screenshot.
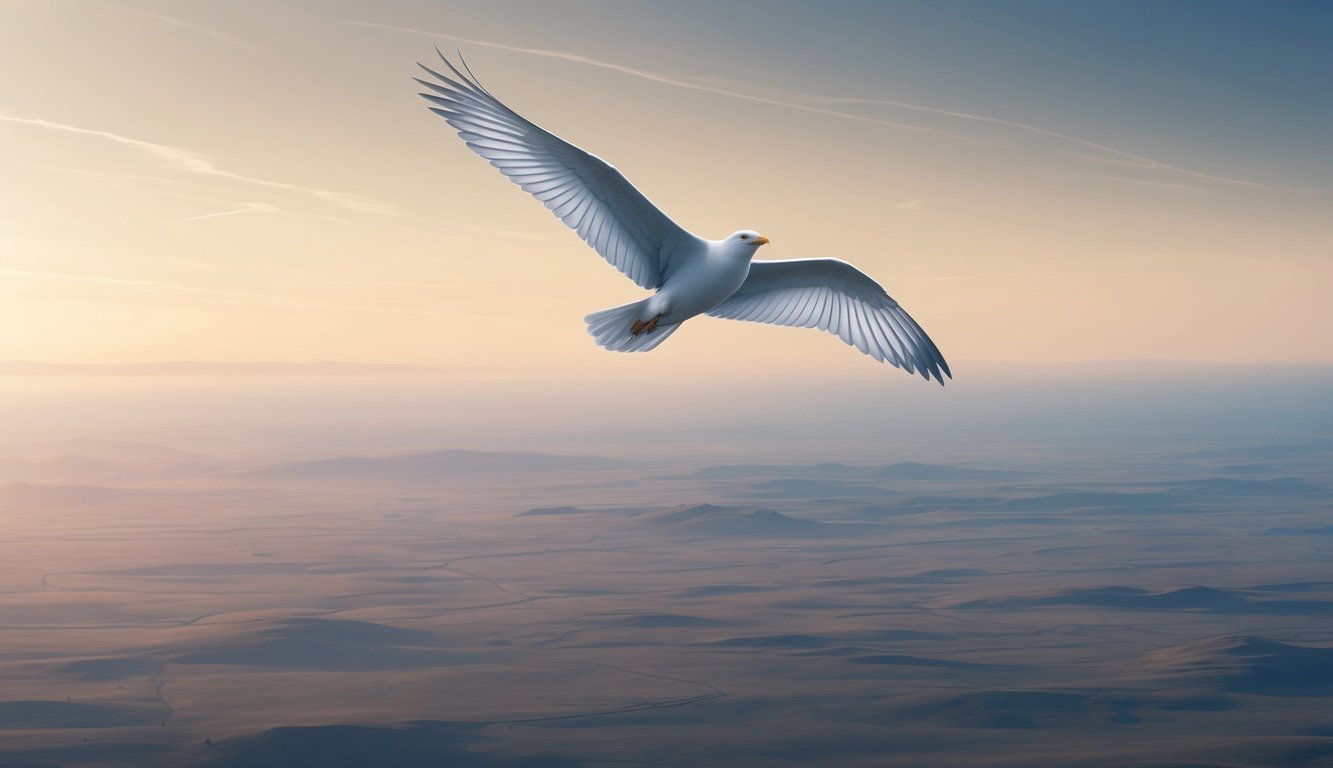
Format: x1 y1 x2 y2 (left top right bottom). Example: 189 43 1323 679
2 1 1329 373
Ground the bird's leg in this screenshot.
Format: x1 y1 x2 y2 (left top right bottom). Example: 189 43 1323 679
631 314 662 336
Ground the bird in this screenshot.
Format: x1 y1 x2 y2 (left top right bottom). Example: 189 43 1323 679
415 51 951 385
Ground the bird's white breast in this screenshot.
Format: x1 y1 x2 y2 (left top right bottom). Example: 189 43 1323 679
655 241 753 323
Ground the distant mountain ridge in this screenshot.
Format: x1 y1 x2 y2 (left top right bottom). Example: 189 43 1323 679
245 448 636 479
0 361 443 376
688 461 1028 482
637 503 831 537
0 439 214 466
0 482 129 507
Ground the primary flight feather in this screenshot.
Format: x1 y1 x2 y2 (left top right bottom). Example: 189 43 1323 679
416 50 951 384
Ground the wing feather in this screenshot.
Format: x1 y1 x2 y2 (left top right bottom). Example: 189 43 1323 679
872 310 906 367
813 289 831 332
775 288 808 326
416 51 696 289
708 259 951 384
852 302 875 356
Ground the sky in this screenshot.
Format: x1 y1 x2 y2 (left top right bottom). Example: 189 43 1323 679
1 0 1330 380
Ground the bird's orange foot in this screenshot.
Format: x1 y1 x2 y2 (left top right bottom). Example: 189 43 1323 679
630 315 661 336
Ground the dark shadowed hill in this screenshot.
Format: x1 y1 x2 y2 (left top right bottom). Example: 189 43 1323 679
56 656 164 682
177 722 574 768
0 699 164 729
743 478 899 498
637 503 831 537
887 689 1144 729
1147 636 1333 696
1159 477 1330 498
955 585 1333 615
172 618 478 672
518 505 583 516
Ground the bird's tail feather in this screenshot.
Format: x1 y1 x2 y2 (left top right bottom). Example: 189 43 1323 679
584 299 681 353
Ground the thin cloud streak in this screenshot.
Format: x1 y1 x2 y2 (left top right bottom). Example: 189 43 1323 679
342 20 1296 193
825 97 1286 191
23 164 348 223
99 2 241 46
23 162 234 193
0 269 505 320
372 279 469 289
1066 151 1167 170
0 115 392 214
177 202 349 224
908 269 1092 282
340 20 951 137
1057 174 1202 191
23 163 540 239
177 208 263 222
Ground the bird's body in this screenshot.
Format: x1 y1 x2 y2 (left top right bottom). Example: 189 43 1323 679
416 51 952 384
653 237 756 324
585 233 759 353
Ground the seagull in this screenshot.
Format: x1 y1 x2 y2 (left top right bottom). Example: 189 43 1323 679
415 51 951 384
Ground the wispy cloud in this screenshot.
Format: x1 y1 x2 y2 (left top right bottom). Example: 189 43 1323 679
908 269 1092 282
892 199 923 210
0 269 504 320
98 2 241 46
1065 151 1165 171
178 207 273 222
21 164 349 222
177 202 349 224
340 20 951 137
1056 174 1202 191
824 97 1284 191
343 20 1298 193
372 278 469 289
162 257 217 271
0 115 392 214
23 162 541 238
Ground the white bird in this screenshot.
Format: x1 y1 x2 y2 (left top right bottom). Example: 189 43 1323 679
416 51 951 384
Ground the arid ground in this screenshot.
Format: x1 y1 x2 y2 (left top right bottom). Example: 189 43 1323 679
1 368 1331 767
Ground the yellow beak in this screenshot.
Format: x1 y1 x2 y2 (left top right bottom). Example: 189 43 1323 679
753 235 770 246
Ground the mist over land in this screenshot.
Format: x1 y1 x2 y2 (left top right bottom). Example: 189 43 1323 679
1 365 1331 767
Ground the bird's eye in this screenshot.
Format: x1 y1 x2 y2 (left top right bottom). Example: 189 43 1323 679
740 234 749 240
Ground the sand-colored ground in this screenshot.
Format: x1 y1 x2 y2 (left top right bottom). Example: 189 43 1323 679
1 428 1332 767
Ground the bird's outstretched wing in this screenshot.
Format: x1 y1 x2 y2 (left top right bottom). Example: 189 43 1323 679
416 51 693 290
707 259 951 384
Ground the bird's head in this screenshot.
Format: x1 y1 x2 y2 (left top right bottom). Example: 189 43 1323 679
726 230 770 254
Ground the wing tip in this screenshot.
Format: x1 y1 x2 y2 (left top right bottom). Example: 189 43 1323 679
930 362 953 386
